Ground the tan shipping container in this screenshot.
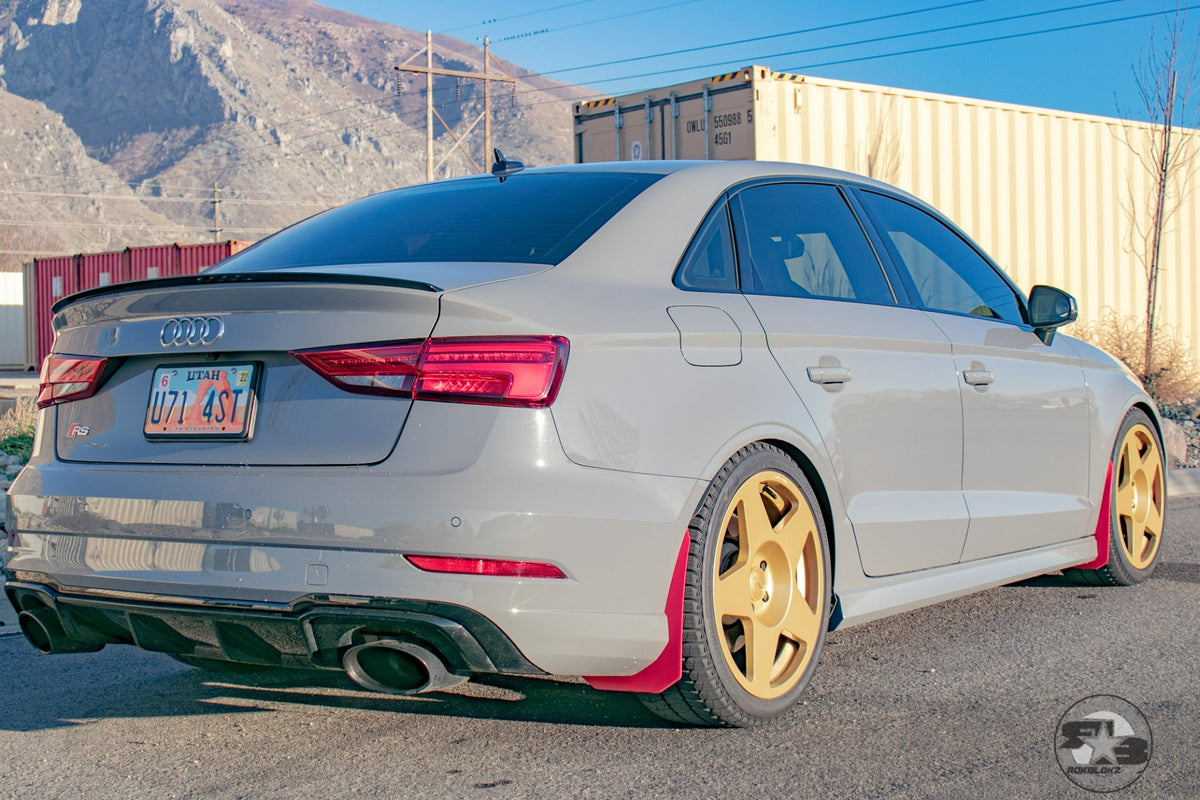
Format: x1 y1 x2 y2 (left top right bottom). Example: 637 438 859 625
574 67 1200 358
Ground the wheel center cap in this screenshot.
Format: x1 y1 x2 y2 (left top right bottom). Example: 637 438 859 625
748 568 768 601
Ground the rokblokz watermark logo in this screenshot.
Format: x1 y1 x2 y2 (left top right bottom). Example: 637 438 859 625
1056 695 1152 792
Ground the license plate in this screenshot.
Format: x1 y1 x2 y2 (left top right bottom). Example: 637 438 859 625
145 364 257 438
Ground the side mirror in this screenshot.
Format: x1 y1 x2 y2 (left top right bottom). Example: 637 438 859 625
1028 285 1078 345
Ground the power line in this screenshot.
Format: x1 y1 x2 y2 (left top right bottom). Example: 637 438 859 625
441 0 599 34
528 0 993 77
433 2 1197 127
792 4 1200 72
348 1 1193 117
495 0 701 43
556 0 1138 89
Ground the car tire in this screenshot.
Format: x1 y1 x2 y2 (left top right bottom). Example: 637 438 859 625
1065 408 1166 586
640 443 831 727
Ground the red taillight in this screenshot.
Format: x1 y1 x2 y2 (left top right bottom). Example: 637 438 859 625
290 343 423 397
291 336 569 408
37 355 108 409
405 555 567 579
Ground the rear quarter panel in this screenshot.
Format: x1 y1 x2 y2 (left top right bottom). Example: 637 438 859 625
432 168 862 588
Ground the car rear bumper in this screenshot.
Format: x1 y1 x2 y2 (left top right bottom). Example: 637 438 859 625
4 579 543 676
4 403 706 677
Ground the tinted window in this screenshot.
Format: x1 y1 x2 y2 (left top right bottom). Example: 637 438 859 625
861 192 1024 323
213 172 663 271
675 201 737 292
732 183 894 304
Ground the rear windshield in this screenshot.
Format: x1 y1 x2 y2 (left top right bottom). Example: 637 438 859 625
212 171 662 271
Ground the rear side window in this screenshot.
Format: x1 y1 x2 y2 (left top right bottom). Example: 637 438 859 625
731 183 894 305
675 201 738 292
860 191 1025 324
213 172 663 271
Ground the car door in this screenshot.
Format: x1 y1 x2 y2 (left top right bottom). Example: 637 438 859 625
730 181 968 576
856 190 1092 560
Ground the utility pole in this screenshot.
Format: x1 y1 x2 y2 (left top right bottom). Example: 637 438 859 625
426 31 433 182
395 31 518 181
211 182 221 243
484 37 492 168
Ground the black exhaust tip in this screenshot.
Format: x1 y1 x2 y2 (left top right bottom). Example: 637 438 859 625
343 641 468 695
18 607 104 654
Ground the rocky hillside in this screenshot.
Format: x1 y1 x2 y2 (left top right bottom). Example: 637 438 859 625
0 0 578 270
0 84 191 264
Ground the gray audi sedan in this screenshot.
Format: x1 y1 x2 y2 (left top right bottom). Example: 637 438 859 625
4 160 1165 727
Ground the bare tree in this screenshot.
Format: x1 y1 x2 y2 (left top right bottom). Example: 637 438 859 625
1119 4 1200 387
857 96 901 185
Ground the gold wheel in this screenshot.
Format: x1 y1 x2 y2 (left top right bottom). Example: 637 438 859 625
639 444 830 726
712 470 825 700
1114 422 1165 570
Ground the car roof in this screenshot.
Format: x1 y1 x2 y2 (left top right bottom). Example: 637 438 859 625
490 159 926 207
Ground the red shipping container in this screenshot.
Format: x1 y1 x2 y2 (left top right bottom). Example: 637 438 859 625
177 240 250 275
127 244 179 281
79 250 128 291
34 255 79 366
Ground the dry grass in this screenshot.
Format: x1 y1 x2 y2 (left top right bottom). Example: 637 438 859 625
1073 311 1200 406
0 393 37 462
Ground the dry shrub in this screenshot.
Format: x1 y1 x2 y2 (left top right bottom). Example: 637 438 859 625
1073 311 1200 406
0 393 37 461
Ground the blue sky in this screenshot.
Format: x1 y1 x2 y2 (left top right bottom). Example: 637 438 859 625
320 0 1197 123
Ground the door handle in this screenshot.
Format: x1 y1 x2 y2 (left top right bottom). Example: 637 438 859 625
807 366 852 385
963 370 994 386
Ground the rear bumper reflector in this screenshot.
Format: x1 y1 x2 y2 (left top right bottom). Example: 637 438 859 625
405 555 567 580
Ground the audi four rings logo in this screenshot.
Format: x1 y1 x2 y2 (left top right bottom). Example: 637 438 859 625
160 317 225 347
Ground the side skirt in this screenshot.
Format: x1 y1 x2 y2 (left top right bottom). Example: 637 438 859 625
832 537 1097 631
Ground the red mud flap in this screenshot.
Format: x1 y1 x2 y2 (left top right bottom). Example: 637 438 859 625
1076 460 1113 570
584 532 689 694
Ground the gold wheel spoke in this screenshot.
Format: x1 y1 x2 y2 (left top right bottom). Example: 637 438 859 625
1121 438 1136 473
1136 438 1161 474
743 619 780 691
1115 479 1136 516
781 583 822 650
1123 437 1144 476
1144 499 1164 538
1132 501 1163 568
777 511 816 571
1125 523 1145 562
733 480 775 555
714 561 755 620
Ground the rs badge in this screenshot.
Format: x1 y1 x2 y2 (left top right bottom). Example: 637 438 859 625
66 423 91 438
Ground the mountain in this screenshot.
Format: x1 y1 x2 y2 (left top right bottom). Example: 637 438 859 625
0 0 579 270
0 84 192 264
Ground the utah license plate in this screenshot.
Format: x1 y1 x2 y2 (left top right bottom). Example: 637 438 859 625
145 364 257 438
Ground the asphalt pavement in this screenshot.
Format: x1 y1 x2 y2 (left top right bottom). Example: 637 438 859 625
1 499 1197 799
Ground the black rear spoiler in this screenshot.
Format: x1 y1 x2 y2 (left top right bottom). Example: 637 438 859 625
52 271 441 314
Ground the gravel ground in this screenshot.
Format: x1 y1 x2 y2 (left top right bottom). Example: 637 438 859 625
1159 404 1200 467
